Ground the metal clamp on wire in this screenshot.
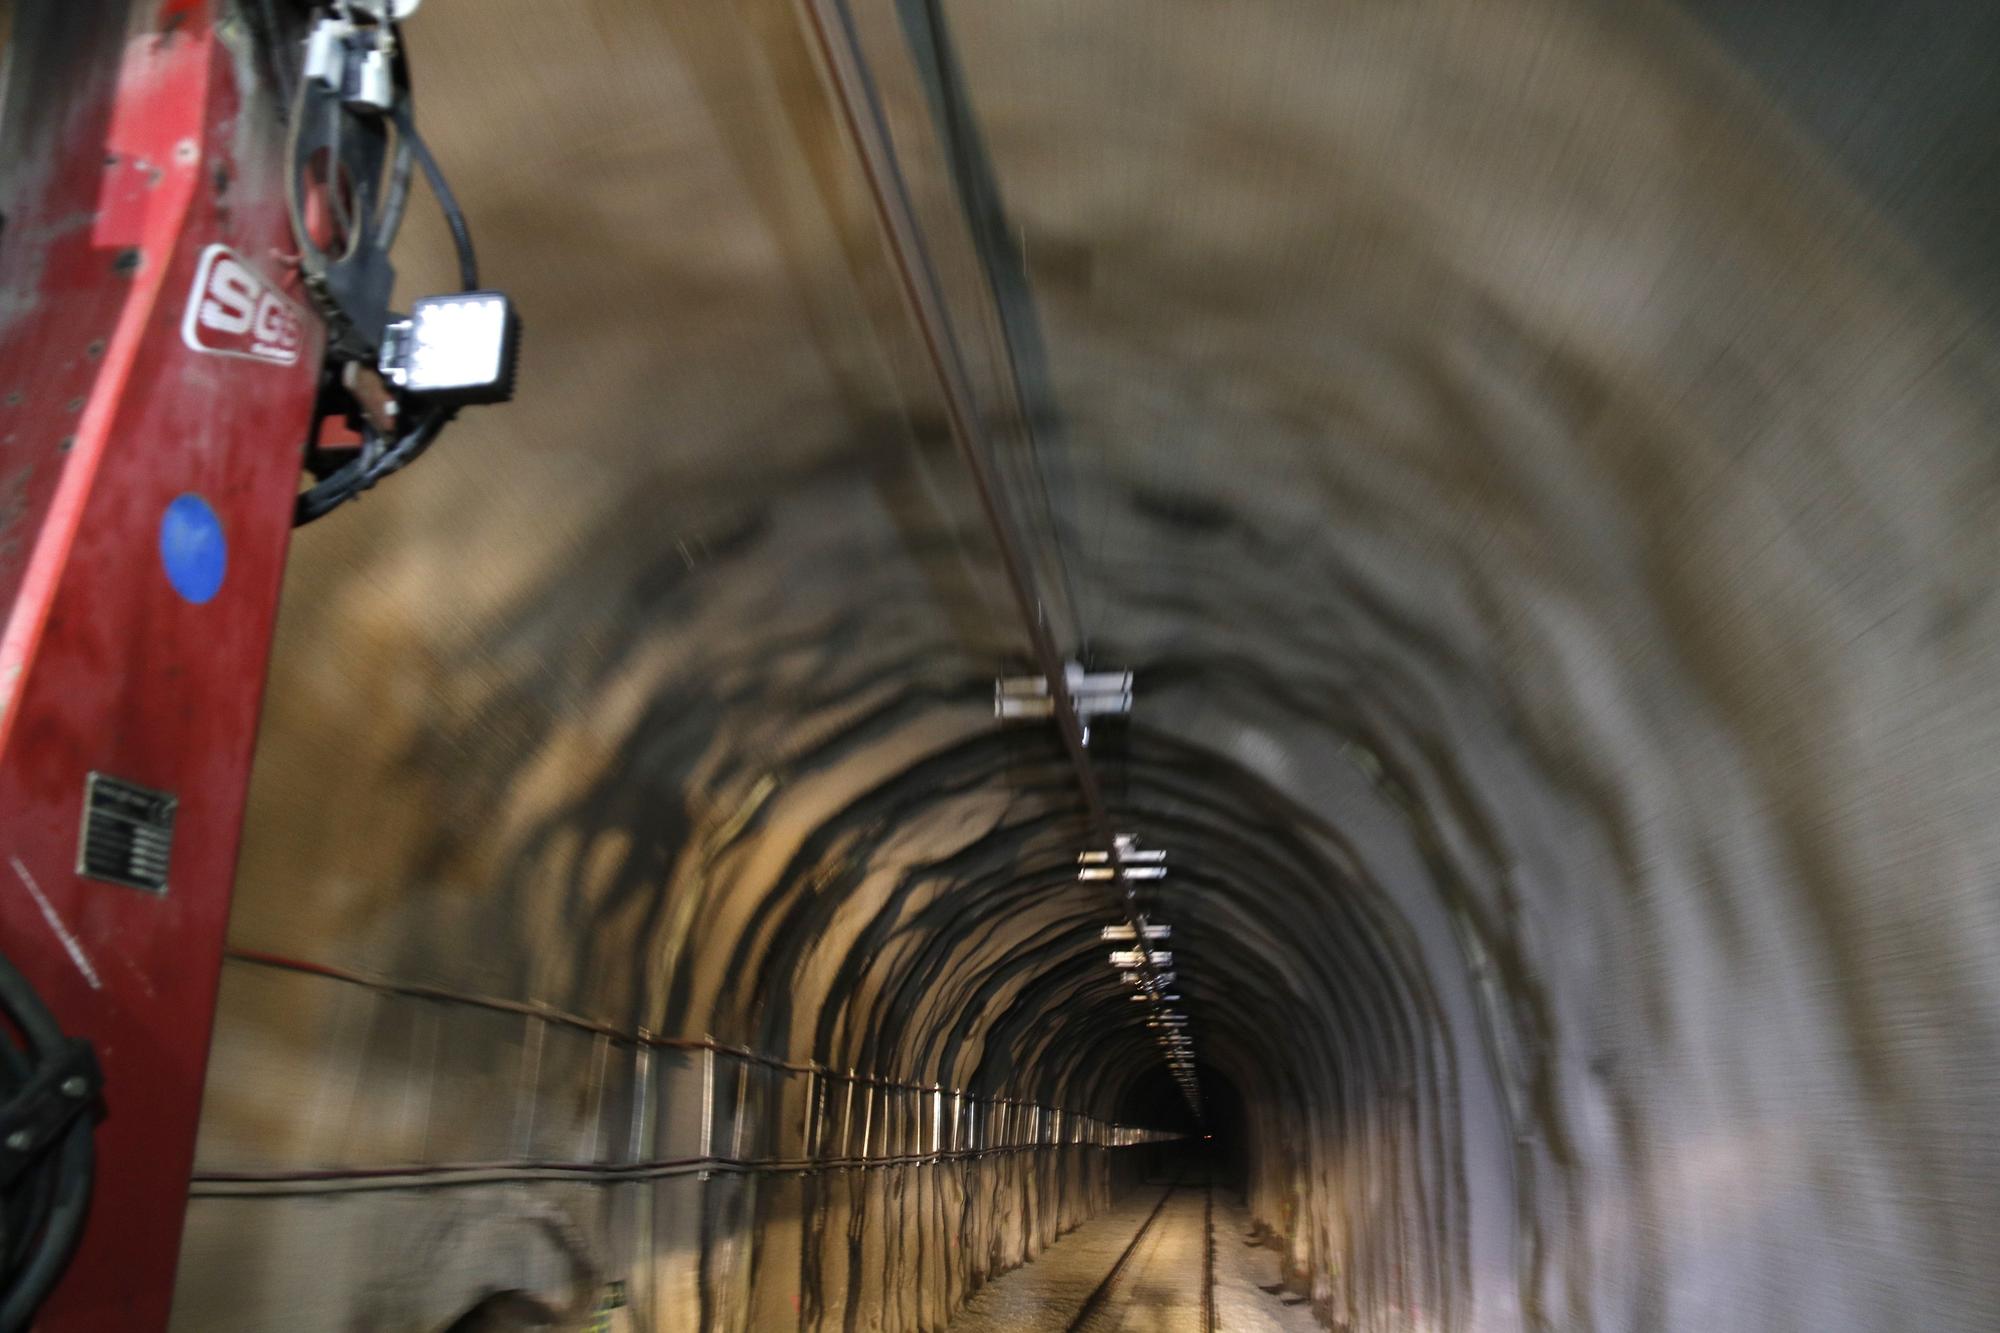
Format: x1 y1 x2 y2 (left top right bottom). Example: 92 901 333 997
282 1 521 527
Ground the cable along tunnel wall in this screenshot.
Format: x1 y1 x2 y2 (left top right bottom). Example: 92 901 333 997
173 0 2000 1330
182 952 1169 1329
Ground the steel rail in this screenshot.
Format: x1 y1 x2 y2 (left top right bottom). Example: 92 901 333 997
1204 1180 1218 1332
796 0 1200 1113
1063 1179 1182 1332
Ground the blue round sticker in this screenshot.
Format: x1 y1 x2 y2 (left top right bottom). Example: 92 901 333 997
159 494 227 605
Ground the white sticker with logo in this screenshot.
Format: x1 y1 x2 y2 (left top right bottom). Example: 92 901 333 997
181 244 306 366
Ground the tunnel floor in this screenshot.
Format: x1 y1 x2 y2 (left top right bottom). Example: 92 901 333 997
946 1176 1320 1332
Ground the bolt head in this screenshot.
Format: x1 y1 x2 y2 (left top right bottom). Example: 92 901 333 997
5 1129 31 1151
61 1076 87 1098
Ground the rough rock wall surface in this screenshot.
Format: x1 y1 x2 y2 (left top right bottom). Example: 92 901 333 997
173 0 2000 1330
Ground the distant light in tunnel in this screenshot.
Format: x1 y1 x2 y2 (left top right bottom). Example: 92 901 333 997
993 662 1133 721
1079 842 1166 865
1100 922 1171 941
1078 864 1166 881
1078 834 1168 881
1078 829 1198 1110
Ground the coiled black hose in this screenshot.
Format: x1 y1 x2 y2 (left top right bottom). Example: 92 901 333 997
0 954 95 1332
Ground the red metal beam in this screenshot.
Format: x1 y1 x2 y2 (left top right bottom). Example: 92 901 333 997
0 3 322 1324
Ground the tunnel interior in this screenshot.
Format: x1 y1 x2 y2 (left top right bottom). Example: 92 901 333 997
1116 1063 1244 1188
156 0 2000 1330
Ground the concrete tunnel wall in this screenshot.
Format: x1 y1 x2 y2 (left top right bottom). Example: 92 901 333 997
170 0 2000 1329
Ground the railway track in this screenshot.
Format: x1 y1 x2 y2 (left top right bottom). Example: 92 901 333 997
949 1169 1289 1333
1203 1181 1217 1332
1061 1177 1219 1333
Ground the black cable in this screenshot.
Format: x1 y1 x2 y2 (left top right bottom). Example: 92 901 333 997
294 407 453 526
294 426 386 525
897 0 1089 657
0 955 94 1333
321 70 358 249
392 100 478 292
1 1129 89 1333
375 31 418 248
0 1037 40 1277
378 120 416 254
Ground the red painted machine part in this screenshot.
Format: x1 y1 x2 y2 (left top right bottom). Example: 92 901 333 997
0 4 322 1326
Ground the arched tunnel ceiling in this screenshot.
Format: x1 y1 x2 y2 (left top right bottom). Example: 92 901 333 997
204 0 2000 1328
